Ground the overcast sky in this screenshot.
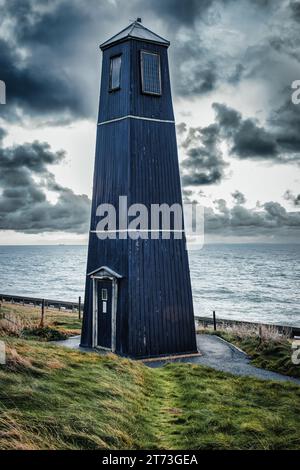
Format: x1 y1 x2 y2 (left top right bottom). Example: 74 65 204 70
0 0 299 244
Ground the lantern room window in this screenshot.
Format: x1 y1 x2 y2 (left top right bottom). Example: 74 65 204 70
141 51 162 96
109 55 121 91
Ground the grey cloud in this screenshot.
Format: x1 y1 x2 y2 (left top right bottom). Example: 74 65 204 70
284 190 300 206
176 123 187 136
231 190 247 204
182 189 194 202
0 129 91 233
213 198 229 214
205 199 300 239
228 63 245 84
180 124 228 186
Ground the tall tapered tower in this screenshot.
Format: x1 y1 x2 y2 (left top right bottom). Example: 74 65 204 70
81 20 197 358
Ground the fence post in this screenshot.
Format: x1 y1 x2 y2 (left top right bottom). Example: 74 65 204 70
213 310 217 331
40 299 45 328
258 325 262 345
78 296 81 320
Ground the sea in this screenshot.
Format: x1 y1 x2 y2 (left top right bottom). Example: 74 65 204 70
0 244 299 327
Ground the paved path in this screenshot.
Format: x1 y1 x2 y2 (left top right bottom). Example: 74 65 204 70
148 335 300 384
54 334 300 384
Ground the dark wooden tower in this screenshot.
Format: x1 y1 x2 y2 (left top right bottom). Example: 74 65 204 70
81 20 197 358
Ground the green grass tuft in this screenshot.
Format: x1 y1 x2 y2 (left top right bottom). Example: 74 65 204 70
22 327 68 342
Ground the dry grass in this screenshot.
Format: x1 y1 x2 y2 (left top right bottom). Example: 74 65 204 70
197 321 290 342
0 312 35 337
0 302 81 340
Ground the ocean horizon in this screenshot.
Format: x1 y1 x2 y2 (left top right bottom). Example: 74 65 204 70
0 243 299 327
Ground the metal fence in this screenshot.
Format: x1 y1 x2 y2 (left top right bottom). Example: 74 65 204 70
1 293 299 337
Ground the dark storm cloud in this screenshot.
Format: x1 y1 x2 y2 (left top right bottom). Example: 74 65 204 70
0 38 87 121
167 24 240 97
1 0 290 122
290 1 300 22
0 128 7 141
145 0 215 26
179 95 300 190
10 0 91 47
180 123 228 186
0 129 91 233
213 103 279 159
179 95 300 199
163 0 282 97
174 58 219 96
147 0 274 26
268 98 300 157
0 0 109 121
213 102 300 164
1 0 275 123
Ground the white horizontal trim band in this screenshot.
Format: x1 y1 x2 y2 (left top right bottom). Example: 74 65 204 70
98 115 175 126
91 229 184 233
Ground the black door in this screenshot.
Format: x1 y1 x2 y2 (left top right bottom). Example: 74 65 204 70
97 280 113 349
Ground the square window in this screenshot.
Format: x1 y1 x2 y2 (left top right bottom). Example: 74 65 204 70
109 55 121 91
101 289 108 301
141 51 161 96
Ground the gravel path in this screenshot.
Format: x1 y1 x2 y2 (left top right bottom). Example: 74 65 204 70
148 335 300 384
54 334 300 384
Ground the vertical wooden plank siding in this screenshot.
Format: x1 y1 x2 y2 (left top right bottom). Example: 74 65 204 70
81 29 197 358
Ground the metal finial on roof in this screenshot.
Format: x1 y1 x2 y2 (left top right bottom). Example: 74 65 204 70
136 17 142 23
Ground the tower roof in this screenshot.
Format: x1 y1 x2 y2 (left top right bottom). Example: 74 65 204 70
100 20 170 50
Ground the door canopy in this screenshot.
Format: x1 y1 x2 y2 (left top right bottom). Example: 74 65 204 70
87 266 123 280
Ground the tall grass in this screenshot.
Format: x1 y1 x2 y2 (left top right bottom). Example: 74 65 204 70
0 302 80 339
0 335 299 450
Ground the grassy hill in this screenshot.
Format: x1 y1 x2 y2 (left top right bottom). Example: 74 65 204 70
0 303 299 450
